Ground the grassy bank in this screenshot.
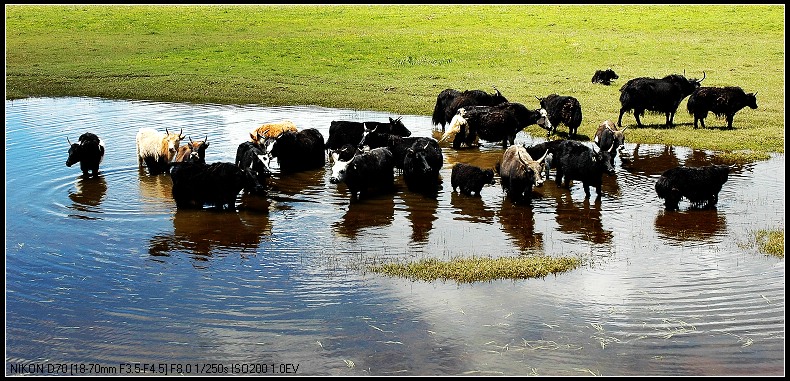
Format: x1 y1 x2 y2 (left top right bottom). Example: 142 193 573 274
5 5 784 155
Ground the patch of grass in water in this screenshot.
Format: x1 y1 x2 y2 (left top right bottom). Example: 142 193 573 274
755 229 784 258
368 255 581 283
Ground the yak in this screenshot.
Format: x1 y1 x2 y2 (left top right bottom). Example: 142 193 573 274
359 130 422 170
456 102 551 149
66 132 105 177
234 141 271 193
329 147 395 200
498 144 550 203
431 87 508 131
451 163 496 197
170 161 266 210
592 68 619 85
136 127 184 175
250 120 298 144
537 94 583 136
551 139 616 199
267 128 326 173
618 72 705 128
593 120 627 166
686 86 758 129
402 137 443 193
655 164 732 210
173 136 209 164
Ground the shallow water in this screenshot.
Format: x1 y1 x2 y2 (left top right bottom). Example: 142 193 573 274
5 97 785 376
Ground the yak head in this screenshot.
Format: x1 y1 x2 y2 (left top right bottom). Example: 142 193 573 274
518 148 549 187
591 143 617 175
163 128 185 159
746 91 759 110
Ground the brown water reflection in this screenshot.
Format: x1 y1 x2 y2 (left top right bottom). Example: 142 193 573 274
654 208 727 242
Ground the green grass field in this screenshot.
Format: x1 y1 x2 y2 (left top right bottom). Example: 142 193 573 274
5 5 785 155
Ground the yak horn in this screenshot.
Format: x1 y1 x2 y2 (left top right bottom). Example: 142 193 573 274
165 128 170 135
67 137 72 145
608 143 614 153
178 128 184 139
517 150 529 166
700 71 706 83
423 142 429 150
189 136 194 144
538 149 549 163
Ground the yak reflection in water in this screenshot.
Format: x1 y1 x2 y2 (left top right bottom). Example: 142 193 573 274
497 199 543 253
148 207 272 259
401 190 439 244
68 174 108 216
333 195 396 239
448 191 495 224
620 144 681 177
654 208 727 243
553 191 613 245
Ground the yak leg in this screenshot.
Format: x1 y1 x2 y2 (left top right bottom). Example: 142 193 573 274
726 114 734 129
617 109 627 127
634 109 644 127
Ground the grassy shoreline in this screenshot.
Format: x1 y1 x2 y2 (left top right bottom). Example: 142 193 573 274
6 5 784 157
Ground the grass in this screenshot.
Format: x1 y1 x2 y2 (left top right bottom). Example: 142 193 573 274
755 229 784 258
367 256 582 283
5 5 785 156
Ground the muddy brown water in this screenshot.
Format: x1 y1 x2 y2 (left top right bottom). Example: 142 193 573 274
5 97 784 376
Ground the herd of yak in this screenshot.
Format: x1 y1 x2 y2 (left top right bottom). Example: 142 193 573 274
65 69 757 212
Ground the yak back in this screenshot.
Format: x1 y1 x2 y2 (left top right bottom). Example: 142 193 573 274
270 128 326 173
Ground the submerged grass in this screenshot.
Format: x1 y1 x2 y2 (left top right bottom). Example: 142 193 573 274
367 256 581 283
755 229 784 258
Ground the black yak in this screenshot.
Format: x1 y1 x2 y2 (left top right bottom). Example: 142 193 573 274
234 141 271 193
329 147 395 200
592 68 619 85
66 132 105 177
268 128 326 173
455 102 552 149
170 162 266 210
686 86 758 129
431 87 508 131
655 164 732 211
537 94 583 136
359 130 421 170
403 137 443 193
451 163 495 197
618 72 705 128
551 140 616 199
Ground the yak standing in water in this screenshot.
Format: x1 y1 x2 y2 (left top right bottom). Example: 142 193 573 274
432 87 508 131
66 132 105 177
403 137 443 194
655 164 732 210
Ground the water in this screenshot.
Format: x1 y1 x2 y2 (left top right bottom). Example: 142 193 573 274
5 97 785 376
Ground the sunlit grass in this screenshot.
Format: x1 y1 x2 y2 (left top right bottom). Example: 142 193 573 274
368 255 581 283
5 5 784 156
755 229 784 258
